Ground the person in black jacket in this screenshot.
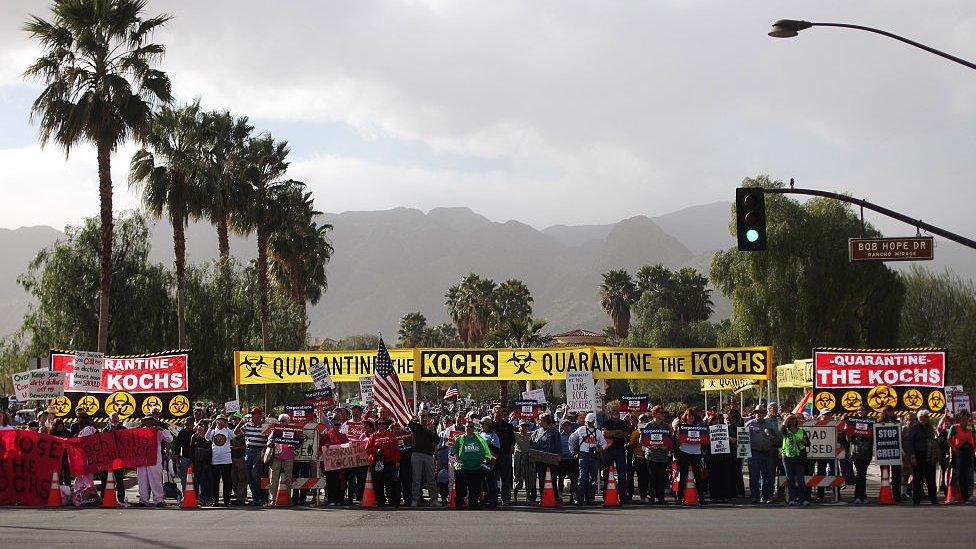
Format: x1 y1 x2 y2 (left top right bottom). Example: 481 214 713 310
905 409 939 505
531 413 562 501
492 405 516 505
408 412 441 506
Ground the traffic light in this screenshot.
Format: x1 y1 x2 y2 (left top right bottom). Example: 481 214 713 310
736 187 766 251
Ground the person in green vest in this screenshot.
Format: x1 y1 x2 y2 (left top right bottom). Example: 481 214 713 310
780 413 810 506
450 421 495 510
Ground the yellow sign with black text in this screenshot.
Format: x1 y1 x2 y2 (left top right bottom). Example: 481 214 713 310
234 349 418 385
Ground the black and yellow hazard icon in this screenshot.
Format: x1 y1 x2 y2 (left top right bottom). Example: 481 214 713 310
50 396 72 417
105 391 136 419
814 392 836 411
867 385 898 411
927 390 946 412
141 395 163 415
841 390 863 411
77 394 100 416
168 395 190 417
902 389 924 410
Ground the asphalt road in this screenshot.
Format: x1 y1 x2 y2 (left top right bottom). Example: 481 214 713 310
0 503 971 548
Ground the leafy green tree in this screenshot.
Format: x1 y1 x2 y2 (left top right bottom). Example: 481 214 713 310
130 101 210 348
600 269 638 338
899 266 976 389
711 175 905 364
17 213 176 356
24 0 174 352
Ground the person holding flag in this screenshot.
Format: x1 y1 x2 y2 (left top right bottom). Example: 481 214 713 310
372 336 412 429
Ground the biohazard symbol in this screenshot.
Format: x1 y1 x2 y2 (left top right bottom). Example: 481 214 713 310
841 390 863 411
507 351 536 375
105 391 136 419
867 385 898 411
77 394 100 416
50 396 72 417
169 395 190 417
927 390 946 412
814 392 836 411
241 355 267 378
902 389 924 410
141 395 163 415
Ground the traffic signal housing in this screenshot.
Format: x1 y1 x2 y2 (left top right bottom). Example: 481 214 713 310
736 187 766 251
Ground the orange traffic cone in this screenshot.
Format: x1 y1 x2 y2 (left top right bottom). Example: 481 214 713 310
448 476 457 507
274 481 291 506
878 465 896 505
682 465 699 506
603 466 621 507
360 468 377 507
671 461 679 494
945 469 964 505
46 470 62 507
539 466 559 507
101 474 119 508
181 466 198 509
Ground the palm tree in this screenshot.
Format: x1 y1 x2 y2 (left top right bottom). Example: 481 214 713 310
445 273 497 346
600 269 637 339
671 267 714 324
24 0 173 352
484 317 552 406
494 279 533 324
398 312 429 347
238 135 290 349
268 182 333 321
129 101 208 348
201 110 253 259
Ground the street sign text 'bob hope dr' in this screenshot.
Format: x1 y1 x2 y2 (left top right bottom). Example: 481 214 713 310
849 237 933 262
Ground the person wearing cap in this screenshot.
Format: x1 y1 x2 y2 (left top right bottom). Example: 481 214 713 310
644 406 673 505
235 406 270 505
206 414 236 506
558 420 579 503
745 404 777 503
320 413 349 505
450 420 494 510
569 412 609 506
905 409 938 504
946 408 974 504
626 414 652 503
135 415 174 507
227 413 248 505
811 408 837 503
479 416 501 507
600 405 631 502
513 419 535 502
844 405 874 504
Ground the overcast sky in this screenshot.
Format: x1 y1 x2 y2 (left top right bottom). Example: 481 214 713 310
1 1 975 237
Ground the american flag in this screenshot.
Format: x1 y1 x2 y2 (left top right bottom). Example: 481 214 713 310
372 337 411 428
444 383 459 401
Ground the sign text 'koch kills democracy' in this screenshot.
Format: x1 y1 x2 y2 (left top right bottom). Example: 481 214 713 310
51 352 188 392
814 351 944 388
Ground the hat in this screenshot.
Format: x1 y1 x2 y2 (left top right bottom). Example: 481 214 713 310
917 410 930 419
585 412 597 423
231 412 243 419
479 416 492 424
215 414 228 421
277 413 290 422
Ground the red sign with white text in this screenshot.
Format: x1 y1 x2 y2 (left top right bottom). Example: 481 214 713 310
813 350 944 389
52 351 189 393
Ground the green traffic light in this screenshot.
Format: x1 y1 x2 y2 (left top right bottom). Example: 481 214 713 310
746 229 759 242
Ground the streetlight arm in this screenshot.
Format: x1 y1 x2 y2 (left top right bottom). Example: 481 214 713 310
808 21 976 71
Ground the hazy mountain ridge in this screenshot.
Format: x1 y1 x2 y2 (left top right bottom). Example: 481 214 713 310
3 201 972 343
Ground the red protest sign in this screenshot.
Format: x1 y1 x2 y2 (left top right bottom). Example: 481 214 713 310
51 351 189 393
619 394 649 413
813 350 944 389
512 400 541 420
0 430 67 506
64 427 158 476
677 424 710 445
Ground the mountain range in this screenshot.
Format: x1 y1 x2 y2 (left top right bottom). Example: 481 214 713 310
2 201 974 343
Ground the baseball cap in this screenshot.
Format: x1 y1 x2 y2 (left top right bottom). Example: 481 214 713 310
585 412 597 423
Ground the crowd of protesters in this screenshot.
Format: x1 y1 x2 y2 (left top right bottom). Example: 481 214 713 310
1 397 974 508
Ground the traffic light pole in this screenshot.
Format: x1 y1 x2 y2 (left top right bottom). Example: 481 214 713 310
764 187 976 251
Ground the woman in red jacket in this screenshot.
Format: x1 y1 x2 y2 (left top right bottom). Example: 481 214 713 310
947 409 975 504
365 418 402 507
320 417 349 506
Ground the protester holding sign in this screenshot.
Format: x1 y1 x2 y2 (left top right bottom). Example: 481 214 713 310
451 420 494 510
779 414 810 506
600 405 631 502
844 406 875 504
136 415 173 507
266 413 297 507
675 408 708 505
365 418 401 507
705 413 735 502
878 407 903 502
96 413 127 505
947 409 974 503
206 415 235 507
626 414 651 503
641 406 672 505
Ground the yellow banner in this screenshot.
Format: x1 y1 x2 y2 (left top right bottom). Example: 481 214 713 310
776 359 813 389
415 346 773 381
234 349 418 385
700 378 763 394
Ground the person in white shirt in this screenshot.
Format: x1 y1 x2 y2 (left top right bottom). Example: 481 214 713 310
206 414 236 506
136 415 173 507
568 413 609 506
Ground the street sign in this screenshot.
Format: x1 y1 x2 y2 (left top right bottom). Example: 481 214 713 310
849 237 934 262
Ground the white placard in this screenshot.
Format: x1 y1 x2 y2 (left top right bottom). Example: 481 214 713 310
29 371 66 398
359 376 374 406
224 400 240 413
71 351 105 391
310 361 335 390
566 371 597 413
521 388 547 404
709 423 730 454
805 423 838 460
951 393 971 415
736 426 752 458
12 369 38 402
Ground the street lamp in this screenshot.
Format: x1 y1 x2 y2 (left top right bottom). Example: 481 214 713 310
768 19 976 71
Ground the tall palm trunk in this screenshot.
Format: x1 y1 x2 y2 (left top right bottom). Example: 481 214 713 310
96 142 113 353
217 184 231 259
172 208 187 349
257 223 271 410
498 380 509 408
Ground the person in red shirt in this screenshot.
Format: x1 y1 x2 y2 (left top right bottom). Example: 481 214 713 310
320 417 349 506
947 409 974 503
365 418 402 507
